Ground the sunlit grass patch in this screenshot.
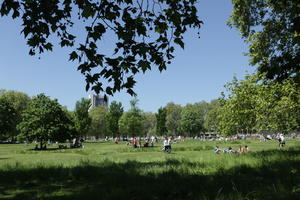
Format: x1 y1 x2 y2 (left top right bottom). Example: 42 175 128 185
0 140 300 199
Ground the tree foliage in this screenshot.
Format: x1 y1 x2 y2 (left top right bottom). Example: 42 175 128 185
143 112 156 136
229 0 300 82
17 94 73 149
74 98 91 138
88 105 109 138
254 78 300 133
0 0 202 95
204 99 220 132
164 102 182 136
0 90 31 140
107 101 123 137
0 98 16 140
119 98 143 137
156 107 167 136
218 74 300 135
180 104 204 136
218 75 258 135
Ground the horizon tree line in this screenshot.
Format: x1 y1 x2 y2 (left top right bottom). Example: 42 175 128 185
1 75 300 149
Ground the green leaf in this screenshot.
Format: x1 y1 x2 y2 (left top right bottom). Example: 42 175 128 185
69 51 78 61
174 38 184 49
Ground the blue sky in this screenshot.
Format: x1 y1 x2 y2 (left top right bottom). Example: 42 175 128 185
0 0 255 112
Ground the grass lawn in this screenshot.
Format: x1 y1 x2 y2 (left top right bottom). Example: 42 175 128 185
0 139 300 200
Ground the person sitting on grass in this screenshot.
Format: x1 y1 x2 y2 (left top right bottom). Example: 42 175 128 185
243 145 249 153
143 138 149 147
213 144 221 154
114 137 119 144
237 145 244 153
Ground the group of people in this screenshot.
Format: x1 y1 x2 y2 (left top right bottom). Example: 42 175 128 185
214 145 250 154
129 136 158 148
124 136 173 153
70 138 84 148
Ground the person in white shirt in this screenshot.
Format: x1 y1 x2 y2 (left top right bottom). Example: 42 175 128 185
163 137 171 152
279 134 285 147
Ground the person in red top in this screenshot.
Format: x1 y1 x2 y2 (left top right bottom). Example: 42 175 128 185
133 137 137 148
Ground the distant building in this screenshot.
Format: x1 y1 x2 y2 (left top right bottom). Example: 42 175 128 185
88 94 108 110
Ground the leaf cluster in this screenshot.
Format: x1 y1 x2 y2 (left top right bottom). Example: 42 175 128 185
228 0 300 82
1 0 202 95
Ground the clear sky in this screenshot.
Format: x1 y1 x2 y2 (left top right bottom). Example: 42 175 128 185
0 0 255 112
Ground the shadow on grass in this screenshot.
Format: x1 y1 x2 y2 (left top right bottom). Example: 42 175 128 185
1 149 300 200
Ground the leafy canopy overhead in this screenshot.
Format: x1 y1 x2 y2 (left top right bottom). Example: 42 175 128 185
228 0 300 82
0 0 202 96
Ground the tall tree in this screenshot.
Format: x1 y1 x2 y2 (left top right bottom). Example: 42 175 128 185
165 102 182 136
74 98 91 138
218 74 300 135
0 98 16 140
88 106 109 139
107 101 123 137
119 98 144 137
17 94 73 149
0 90 31 141
0 0 203 95
228 0 300 82
156 107 167 136
254 78 300 133
143 112 156 136
193 101 210 132
180 105 204 136
219 75 258 135
204 99 221 132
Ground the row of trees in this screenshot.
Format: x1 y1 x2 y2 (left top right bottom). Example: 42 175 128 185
113 74 300 137
0 89 222 146
1 74 300 148
0 91 86 148
87 98 220 138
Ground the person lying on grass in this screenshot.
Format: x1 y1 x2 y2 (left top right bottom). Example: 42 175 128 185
223 147 236 153
214 146 250 154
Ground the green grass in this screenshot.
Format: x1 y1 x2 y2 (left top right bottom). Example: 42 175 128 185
0 139 300 199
